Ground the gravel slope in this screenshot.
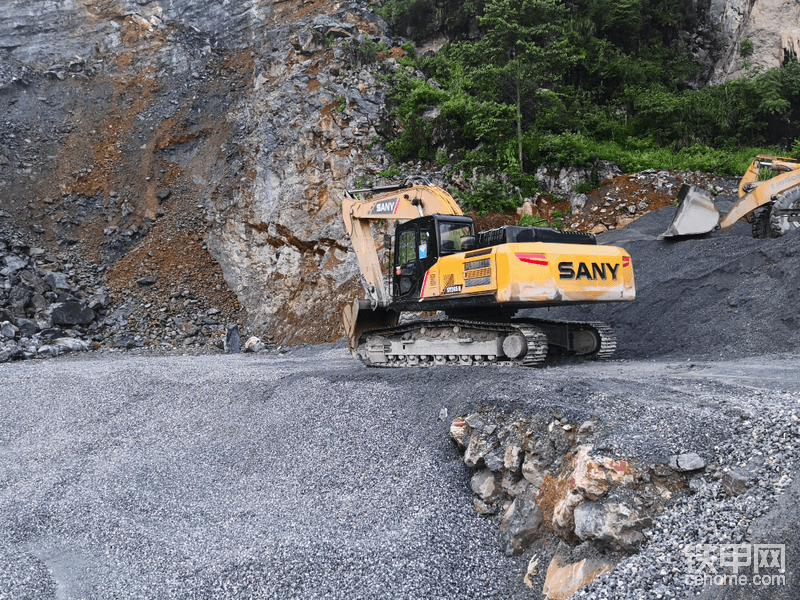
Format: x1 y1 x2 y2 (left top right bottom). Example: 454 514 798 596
0 349 528 599
1 348 799 599
527 201 800 360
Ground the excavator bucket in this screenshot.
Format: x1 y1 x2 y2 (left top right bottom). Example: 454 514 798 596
342 299 399 358
660 184 720 238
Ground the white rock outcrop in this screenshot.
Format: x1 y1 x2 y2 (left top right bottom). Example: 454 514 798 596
707 0 800 82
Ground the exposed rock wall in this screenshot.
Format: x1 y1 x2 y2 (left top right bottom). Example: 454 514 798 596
0 0 268 66
704 0 800 82
0 0 399 345
207 16 394 342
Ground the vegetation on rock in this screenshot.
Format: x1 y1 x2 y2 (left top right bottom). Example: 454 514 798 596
377 0 800 213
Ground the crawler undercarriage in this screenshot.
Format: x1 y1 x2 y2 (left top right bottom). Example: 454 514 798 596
357 317 615 367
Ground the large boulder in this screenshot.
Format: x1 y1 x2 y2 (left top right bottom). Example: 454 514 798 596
0 321 16 339
573 501 648 553
541 555 615 600
2 255 27 272
50 301 95 326
499 486 543 555
37 337 90 358
44 272 70 291
14 318 37 337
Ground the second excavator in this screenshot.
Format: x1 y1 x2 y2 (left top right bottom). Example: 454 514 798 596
662 154 800 239
341 178 635 367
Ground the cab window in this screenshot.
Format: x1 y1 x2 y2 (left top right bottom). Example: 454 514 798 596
397 229 417 264
439 223 473 253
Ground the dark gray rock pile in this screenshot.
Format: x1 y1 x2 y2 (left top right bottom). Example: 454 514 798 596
531 201 800 361
0 229 106 362
0 215 286 362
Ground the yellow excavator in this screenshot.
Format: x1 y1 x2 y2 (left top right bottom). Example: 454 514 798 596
662 154 800 238
341 178 635 367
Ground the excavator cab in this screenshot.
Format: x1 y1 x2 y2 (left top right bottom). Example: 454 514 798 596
392 215 475 300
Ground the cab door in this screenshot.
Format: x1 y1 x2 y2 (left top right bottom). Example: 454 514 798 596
393 225 421 299
393 221 438 300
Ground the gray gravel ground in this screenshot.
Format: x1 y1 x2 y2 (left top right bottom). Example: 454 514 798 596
1 347 799 599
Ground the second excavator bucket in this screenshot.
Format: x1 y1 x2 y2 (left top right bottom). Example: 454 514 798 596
660 184 721 238
342 299 399 358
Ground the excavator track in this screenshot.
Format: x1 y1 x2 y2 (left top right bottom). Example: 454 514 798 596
587 321 617 360
357 317 614 368
514 318 617 361
517 326 550 366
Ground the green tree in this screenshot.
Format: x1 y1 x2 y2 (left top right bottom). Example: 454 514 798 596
470 0 576 168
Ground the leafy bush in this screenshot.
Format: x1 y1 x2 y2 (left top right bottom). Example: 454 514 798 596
384 67 449 161
401 41 417 57
332 95 346 113
519 213 549 226
525 132 596 166
378 166 403 178
573 176 599 194
455 175 524 214
342 37 388 67
375 0 430 21
587 139 780 175
386 114 436 160
506 169 541 198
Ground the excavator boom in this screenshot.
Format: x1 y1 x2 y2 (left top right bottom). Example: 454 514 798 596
342 181 462 308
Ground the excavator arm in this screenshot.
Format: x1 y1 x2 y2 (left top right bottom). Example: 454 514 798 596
341 179 462 356
718 156 800 229
662 155 800 238
342 181 462 307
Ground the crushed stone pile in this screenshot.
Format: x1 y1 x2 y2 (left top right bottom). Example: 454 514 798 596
526 198 800 361
0 220 106 361
0 217 255 363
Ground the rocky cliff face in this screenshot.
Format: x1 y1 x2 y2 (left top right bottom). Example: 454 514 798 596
701 0 800 82
0 0 406 346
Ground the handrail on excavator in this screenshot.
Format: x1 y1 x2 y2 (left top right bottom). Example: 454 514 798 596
346 177 433 197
